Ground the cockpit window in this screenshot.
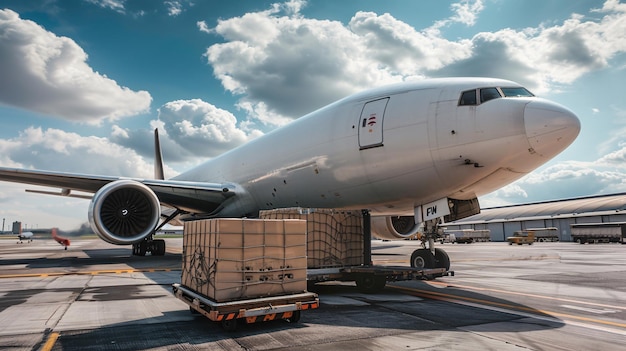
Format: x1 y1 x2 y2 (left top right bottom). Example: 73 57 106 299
459 90 477 106
458 86 535 106
501 87 534 97
480 88 501 103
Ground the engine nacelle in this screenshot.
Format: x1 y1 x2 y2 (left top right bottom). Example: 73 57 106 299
88 179 161 245
371 216 422 240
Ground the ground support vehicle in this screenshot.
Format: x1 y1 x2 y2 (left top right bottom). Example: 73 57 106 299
570 223 626 244
173 283 318 331
507 232 535 245
515 228 559 242
445 229 491 243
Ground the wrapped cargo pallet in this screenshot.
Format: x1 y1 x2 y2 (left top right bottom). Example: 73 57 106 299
259 208 364 268
182 219 307 302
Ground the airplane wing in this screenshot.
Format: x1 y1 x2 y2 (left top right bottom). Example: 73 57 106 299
0 167 236 214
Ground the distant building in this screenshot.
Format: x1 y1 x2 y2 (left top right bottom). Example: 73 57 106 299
12 221 21 234
156 223 183 235
445 193 626 242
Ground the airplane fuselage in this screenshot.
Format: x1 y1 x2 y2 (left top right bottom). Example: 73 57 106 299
175 78 580 218
0 77 580 247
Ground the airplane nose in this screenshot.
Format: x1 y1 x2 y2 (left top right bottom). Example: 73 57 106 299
524 99 581 157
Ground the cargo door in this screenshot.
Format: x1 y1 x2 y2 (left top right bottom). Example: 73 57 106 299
359 98 389 150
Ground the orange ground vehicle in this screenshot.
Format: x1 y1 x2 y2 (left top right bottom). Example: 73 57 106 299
51 228 70 250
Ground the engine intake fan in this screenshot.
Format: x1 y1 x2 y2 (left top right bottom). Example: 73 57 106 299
89 179 160 245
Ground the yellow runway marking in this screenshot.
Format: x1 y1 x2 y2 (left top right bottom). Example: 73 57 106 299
0 268 175 279
390 285 626 330
41 332 59 351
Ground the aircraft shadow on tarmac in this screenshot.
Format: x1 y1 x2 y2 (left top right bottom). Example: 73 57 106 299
0 248 182 270
48 281 565 351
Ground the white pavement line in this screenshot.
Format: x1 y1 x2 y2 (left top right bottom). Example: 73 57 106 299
560 304 620 314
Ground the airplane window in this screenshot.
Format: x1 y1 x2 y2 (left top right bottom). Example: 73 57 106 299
501 87 534 97
480 88 501 103
459 90 477 106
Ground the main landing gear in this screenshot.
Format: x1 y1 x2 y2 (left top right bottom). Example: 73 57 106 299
409 219 450 272
132 235 166 256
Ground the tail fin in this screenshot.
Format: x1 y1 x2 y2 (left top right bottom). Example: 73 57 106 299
154 128 165 180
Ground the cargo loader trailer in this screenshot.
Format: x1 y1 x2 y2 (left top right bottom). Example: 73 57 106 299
173 283 319 331
306 210 453 293
308 266 451 293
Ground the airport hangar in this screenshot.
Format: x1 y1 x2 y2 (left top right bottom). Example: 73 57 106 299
444 192 626 242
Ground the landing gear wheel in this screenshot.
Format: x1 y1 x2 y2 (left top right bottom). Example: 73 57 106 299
153 239 166 256
132 241 147 256
410 249 435 269
356 275 386 293
221 319 238 332
434 248 450 270
285 310 301 323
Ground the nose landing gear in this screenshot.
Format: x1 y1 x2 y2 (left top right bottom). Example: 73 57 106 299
409 219 450 272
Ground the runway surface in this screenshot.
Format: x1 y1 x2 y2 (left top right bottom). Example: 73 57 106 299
1 236 625 350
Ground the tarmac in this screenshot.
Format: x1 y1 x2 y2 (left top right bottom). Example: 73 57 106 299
1 236 625 350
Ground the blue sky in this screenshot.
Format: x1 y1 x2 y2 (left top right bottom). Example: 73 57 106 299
0 0 625 230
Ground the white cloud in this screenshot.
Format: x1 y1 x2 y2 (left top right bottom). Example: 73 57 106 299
201 0 626 123
0 127 154 178
481 152 626 207
430 0 484 31
203 5 412 122
197 20 210 33
157 99 263 158
431 5 626 94
84 0 126 14
0 9 152 123
165 1 183 16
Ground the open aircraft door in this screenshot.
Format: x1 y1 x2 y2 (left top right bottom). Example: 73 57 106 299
359 98 389 149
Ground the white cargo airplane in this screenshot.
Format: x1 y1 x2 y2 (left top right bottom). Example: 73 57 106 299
17 230 34 243
0 78 580 268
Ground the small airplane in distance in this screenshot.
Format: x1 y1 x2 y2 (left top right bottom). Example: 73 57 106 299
0 77 581 267
51 228 70 250
17 230 34 243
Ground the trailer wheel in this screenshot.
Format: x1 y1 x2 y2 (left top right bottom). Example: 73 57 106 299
285 310 301 323
221 319 238 332
356 275 386 293
410 249 435 269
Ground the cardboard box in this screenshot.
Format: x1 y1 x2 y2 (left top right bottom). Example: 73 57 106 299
182 219 307 302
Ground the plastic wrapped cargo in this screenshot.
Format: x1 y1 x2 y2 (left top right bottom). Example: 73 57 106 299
260 208 364 268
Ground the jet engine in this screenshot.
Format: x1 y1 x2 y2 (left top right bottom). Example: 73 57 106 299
88 180 161 245
371 216 422 240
